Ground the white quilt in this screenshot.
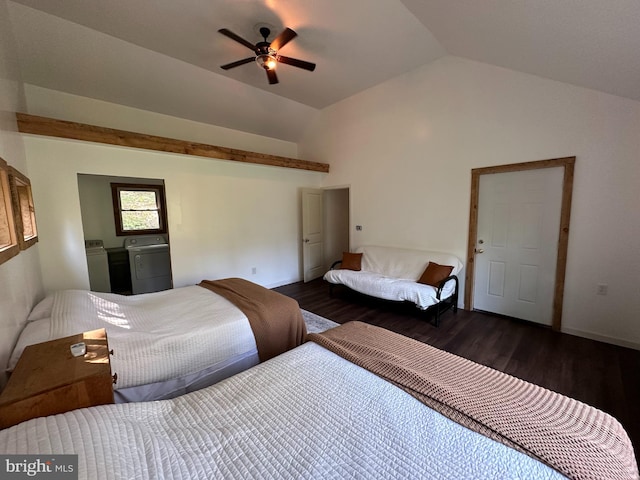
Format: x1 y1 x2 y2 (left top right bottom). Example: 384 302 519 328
27 286 258 390
0 342 565 480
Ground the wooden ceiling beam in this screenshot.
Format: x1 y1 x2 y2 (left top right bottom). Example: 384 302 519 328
16 113 329 173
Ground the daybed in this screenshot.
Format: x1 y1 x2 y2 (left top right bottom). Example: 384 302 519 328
7 277 306 402
0 322 636 480
324 245 463 325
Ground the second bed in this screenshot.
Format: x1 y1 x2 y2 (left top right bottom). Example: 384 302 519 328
7 277 306 402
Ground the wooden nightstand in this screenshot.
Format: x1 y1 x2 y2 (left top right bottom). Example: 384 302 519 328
0 328 115 429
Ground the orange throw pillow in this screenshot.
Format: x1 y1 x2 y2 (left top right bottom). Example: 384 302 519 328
418 262 453 287
341 252 363 271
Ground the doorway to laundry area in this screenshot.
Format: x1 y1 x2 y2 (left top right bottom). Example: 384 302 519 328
78 174 173 294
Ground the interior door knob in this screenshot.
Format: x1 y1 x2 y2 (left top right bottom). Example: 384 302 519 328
475 248 484 254
304 238 310 243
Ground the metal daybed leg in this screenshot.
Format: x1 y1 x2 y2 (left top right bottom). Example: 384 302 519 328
453 278 459 314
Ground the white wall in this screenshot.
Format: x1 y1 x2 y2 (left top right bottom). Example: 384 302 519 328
22 92 325 294
24 85 299 159
0 0 44 387
300 56 640 349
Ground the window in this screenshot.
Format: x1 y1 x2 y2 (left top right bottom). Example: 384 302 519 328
0 157 19 265
111 183 168 236
9 167 38 250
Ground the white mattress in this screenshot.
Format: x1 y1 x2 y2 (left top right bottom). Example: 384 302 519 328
8 286 260 401
0 342 565 480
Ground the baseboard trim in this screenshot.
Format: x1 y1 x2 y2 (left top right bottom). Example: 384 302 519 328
561 327 640 351
266 277 301 289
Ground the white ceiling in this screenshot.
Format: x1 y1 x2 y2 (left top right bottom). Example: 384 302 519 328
7 0 640 143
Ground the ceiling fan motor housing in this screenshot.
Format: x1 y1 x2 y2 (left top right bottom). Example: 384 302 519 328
255 41 276 57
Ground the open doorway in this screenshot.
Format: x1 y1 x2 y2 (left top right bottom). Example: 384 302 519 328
323 187 350 270
78 174 173 294
301 187 350 282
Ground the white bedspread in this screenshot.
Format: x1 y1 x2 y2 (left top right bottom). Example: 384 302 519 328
0 342 565 480
44 286 258 390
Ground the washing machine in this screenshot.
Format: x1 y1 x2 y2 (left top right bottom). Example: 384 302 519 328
124 235 172 294
85 239 111 293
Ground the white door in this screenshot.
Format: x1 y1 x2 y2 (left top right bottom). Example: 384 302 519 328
301 188 324 282
473 167 564 325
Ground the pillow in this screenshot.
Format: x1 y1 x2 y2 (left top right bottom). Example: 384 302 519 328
26 295 55 322
418 262 454 287
341 252 363 271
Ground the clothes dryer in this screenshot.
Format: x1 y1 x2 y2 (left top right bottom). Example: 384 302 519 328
124 235 172 294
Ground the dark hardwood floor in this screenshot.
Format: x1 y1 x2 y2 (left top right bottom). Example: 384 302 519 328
274 278 640 454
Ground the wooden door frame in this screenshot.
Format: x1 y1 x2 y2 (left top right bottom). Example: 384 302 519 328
464 156 575 331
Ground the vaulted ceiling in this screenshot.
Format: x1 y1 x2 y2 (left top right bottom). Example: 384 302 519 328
7 0 640 143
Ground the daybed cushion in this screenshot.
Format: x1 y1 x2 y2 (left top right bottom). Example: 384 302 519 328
324 245 463 310
341 251 363 271
357 245 462 279
418 262 454 287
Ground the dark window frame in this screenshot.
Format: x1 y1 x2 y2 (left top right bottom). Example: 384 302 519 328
111 183 168 236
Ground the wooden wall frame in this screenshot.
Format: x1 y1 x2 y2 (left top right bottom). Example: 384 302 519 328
0 157 19 264
464 156 575 331
8 167 38 250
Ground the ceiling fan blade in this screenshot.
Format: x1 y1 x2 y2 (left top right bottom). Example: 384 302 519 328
266 68 279 85
270 28 297 51
220 57 255 70
276 55 316 72
218 28 256 51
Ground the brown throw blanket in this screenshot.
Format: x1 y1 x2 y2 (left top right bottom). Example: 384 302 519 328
309 321 639 480
199 278 306 362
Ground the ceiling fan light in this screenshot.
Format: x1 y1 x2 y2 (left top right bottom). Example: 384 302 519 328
256 54 277 70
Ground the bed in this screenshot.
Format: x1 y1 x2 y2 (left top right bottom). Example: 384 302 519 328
6 278 306 403
0 322 636 480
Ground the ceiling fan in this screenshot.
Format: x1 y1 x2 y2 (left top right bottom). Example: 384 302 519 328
218 26 316 85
